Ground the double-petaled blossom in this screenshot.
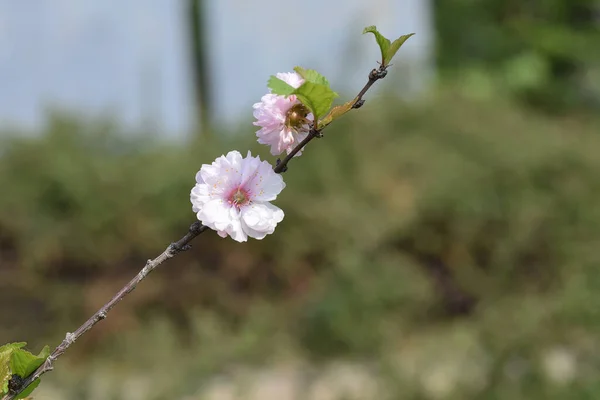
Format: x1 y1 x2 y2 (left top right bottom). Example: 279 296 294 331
252 72 313 156
190 150 285 242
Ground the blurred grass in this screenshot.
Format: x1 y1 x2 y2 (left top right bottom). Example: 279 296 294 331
2 89 600 399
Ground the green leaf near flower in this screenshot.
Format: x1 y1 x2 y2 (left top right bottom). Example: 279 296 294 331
267 75 296 96
293 67 330 87
268 69 339 121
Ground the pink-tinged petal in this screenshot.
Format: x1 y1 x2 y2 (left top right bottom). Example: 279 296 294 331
190 151 285 241
200 152 242 191
190 185 206 212
226 216 247 242
240 202 284 238
239 151 262 187
239 219 269 240
198 199 231 231
287 128 310 156
195 170 205 184
245 160 285 201
253 76 310 156
275 72 304 89
224 150 243 170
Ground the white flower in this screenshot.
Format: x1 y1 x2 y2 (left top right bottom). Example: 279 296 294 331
253 71 313 157
190 150 285 242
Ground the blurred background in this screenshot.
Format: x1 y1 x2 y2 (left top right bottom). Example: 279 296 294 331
1 0 599 399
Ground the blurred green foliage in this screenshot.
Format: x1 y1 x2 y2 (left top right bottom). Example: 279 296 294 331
1 90 600 398
435 0 600 112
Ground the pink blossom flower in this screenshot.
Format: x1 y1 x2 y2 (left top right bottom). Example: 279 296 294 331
190 150 285 242
253 72 313 157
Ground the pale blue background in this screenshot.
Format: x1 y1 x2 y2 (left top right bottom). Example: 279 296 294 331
0 0 433 136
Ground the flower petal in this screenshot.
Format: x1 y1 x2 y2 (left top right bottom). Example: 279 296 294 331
240 202 284 239
245 160 285 202
198 199 231 232
190 151 285 242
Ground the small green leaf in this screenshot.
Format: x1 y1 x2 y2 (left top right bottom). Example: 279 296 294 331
363 25 391 64
363 25 415 66
319 98 356 128
267 76 296 96
385 33 415 64
294 82 338 120
293 67 330 86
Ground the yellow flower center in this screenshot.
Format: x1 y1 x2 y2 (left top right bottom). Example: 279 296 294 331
285 103 310 131
231 189 248 205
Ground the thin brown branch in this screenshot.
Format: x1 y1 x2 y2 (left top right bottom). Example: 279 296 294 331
273 128 321 173
3 222 208 400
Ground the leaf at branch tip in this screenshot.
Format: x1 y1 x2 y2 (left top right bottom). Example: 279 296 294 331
318 98 356 129
363 25 390 64
363 25 415 66
386 33 415 65
267 76 296 96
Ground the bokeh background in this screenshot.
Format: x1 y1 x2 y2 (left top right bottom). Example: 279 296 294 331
1 1 600 399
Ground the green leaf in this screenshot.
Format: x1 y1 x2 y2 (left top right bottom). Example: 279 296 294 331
292 67 338 119
10 346 49 377
294 82 338 120
0 344 50 398
267 76 296 96
293 67 330 86
1 343 27 395
267 68 338 120
363 25 415 66
386 33 415 64
15 379 40 399
363 25 391 64
319 98 356 128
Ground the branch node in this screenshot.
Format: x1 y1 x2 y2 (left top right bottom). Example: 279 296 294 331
98 311 107 320
353 99 366 109
167 243 192 258
311 128 323 138
189 221 205 235
64 332 76 345
368 68 378 80
376 68 388 79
